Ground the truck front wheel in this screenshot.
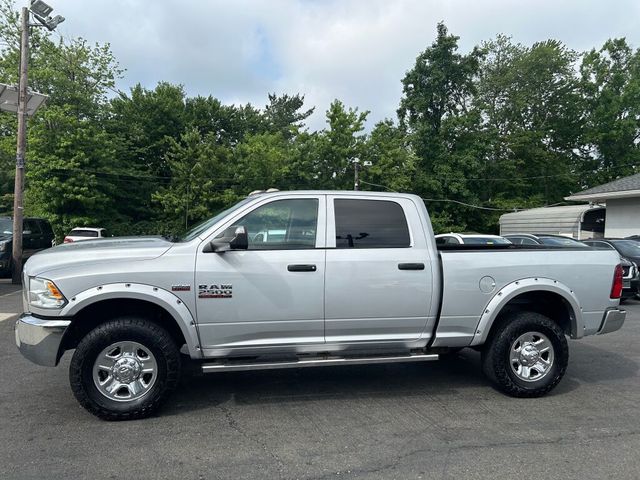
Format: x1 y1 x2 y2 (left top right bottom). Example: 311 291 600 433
69 317 181 420
481 311 568 397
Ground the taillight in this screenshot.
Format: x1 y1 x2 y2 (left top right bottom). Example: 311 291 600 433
63 237 73 243
610 264 624 299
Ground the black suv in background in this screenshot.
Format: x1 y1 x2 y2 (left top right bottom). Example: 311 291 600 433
0 217 55 277
583 238 640 299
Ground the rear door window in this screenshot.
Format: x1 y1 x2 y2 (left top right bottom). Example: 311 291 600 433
334 199 410 248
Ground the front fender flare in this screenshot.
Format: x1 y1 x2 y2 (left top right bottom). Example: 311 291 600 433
469 277 582 347
60 282 202 358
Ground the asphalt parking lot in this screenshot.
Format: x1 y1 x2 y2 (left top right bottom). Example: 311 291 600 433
1 279 639 480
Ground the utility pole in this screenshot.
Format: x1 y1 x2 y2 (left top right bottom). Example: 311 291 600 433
6 1 64 284
11 7 29 284
353 158 360 191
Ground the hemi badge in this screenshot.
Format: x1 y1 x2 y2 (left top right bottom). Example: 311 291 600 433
171 285 191 291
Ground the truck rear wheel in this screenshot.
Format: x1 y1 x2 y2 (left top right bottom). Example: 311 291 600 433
481 311 568 397
69 317 181 420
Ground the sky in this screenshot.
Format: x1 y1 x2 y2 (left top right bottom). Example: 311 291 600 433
50 0 640 131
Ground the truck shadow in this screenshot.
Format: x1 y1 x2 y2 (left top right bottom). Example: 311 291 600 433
163 340 638 416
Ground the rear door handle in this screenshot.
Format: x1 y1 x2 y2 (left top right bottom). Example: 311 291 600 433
398 263 425 270
287 264 317 272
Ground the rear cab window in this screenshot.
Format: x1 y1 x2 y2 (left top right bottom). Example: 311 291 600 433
333 199 410 248
24 219 42 234
38 220 54 236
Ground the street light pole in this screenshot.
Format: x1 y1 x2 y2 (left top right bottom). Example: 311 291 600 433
6 1 64 284
11 7 30 284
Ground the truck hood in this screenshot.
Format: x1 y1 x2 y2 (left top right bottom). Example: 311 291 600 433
24 236 173 277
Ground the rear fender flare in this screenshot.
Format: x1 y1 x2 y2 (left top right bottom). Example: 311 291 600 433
469 277 582 347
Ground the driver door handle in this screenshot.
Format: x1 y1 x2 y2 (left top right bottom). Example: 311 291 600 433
288 264 317 272
398 263 425 270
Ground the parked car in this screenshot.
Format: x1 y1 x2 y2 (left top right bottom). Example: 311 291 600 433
435 233 512 245
0 217 55 277
504 233 590 247
583 238 640 298
16 191 625 420
616 257 639 300
64 227 108 243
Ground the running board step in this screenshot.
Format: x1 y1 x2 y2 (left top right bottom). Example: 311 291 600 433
201 353 439 373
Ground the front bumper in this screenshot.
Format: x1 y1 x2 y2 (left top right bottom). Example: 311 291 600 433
597 308 626 335
15 314 70 366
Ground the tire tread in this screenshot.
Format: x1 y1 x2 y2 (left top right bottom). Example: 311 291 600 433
69 316 180 421
482 311 568 398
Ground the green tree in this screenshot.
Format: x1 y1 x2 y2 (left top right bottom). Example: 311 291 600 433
0 0 123 238
578 38 640 187
361 119 416 193
152 128 234 234
264 93 314 139
313 100 369 189
25 108 120 237
398 22 484 231
474 36 582 208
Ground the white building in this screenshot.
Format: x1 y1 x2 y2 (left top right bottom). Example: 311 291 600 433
565 172 640 238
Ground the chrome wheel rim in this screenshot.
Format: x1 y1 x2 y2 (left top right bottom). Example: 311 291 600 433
93 341 158 402
509 331 554 382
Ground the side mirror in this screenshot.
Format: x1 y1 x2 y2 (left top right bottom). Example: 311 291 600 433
205 226 249 253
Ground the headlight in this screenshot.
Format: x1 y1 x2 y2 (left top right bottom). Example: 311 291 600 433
28 277 67 309
0 240 8 252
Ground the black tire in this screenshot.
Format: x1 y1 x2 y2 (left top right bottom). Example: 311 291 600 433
481 311 568 398
69 316 181 421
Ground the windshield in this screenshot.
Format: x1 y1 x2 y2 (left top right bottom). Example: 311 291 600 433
539 236 588 247
178 197 255 242
0 218 12 235
71 229 99 237
463 237 511 245
611 240 640 258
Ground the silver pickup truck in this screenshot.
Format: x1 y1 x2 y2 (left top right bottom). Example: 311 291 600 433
15 191 626 420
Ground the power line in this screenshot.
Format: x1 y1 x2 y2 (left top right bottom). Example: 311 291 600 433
420 197 513 211
359 180 396 191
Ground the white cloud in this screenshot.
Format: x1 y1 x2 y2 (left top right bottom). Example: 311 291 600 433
53 0 640 130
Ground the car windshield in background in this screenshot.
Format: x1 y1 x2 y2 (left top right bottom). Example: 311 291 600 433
71 230 99 237
464 237 511 245
611 240 640 257
539 237 588 247
0 218 11 235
